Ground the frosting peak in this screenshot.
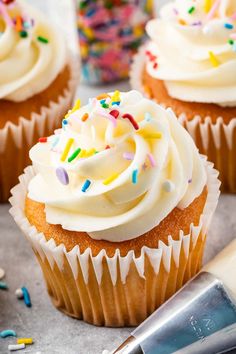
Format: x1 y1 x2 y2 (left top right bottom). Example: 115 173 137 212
146 0 236 106
0 0 66 102
28 91 207 242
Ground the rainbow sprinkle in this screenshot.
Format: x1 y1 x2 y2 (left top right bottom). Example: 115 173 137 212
132 169 138 184
188 6 195 14
37 35 49 44
81 179 91 192
141 132 162 139
68 148 81 162
206 0 221 20
103 172 119 185
81 113 89 122
123 152 134 160
209 51 220 67
204 0 212 13
60 138 74 162
147 153 156 167
17 338 33 345
122 113 139 130
224 23 234 30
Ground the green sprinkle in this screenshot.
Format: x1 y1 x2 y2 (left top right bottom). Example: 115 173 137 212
188 6 195 14
101 103 109 108
68 148 81 162
37 36 49 44
228 39 234 45
19 30 28 38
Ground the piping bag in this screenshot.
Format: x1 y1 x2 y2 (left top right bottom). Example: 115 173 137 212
112 239 236 354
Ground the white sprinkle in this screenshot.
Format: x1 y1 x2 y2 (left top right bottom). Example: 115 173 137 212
102 351 110 354
0 267 5 280
91 125 96 141
15 288 24 299
8 344 25 351
203 25 212 35
163 180 175 193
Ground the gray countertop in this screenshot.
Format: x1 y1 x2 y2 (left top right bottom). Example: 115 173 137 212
1 82 236 354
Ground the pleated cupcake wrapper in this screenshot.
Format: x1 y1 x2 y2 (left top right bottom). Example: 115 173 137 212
0 56 80 202
9 159 220 327
130 46 236 192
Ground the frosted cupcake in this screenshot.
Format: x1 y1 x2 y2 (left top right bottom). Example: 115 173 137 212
131 0 236 192
10 90 220 327
0 0 78 202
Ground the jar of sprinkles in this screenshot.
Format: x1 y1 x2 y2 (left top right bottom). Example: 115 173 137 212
77 0 153 84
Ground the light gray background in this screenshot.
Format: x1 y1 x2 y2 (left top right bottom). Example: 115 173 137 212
1 0 236 353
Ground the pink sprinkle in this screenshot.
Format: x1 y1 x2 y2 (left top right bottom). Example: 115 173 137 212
147 153 156 167
96 108 117 127
0 3 14 27
206 0 221 20
230 33 236 40
123 152 134 160
231 12 236 20
173 8 179 15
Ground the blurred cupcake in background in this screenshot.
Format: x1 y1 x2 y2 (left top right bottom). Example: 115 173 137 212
0 0 79 202
77 0 153 84
131 0 236 192
10 90 220 327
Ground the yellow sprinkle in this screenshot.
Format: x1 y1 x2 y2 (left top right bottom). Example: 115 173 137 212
65 99 81 118
85 148 96 157
73 99 81 111
78 149 87 158
103 173 120 185
17 338 33 345
145 0 153 13
141 132 162 139
60 138 74 162
84 27 94 39
111 90 120 102
133 25 143 37
209 51 220 67
204 0 212 13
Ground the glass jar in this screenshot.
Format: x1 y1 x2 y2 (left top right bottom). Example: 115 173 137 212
77 0 153 84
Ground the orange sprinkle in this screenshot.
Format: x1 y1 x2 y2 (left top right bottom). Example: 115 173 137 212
178 19 186 25
96 93 110 100
15 16 22 32
81 113 89 122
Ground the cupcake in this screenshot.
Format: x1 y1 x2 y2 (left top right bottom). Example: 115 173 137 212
10 90 220 327
0 0 79 202
130 0 236 192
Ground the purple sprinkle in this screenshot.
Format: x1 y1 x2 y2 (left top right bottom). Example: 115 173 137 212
173 8 179 15
56 167 69 185
188 178 192 184
123 152 134 160
192 21 202 26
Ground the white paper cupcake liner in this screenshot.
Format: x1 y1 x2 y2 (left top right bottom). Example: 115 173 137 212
130 46 236 192
9 158 220 327
0 55 80 202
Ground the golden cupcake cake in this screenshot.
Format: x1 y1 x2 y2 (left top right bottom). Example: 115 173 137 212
131 0 236 192
10 90 220 327
0 0 78 202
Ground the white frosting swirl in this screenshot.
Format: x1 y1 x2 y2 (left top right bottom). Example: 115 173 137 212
146 0 236 106
28 91 206 242
0 0 66 102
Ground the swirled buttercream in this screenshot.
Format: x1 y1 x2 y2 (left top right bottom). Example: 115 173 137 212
0 0 66 102
146 0 236 106
28 90 207 242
